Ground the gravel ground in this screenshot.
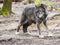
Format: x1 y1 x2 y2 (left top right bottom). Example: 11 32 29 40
0 29 60 45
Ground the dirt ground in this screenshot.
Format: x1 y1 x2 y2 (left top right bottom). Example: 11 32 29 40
0 2 60 45
0 29 60 45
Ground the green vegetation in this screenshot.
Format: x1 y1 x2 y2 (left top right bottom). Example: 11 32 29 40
56 8 60 10
0 0 12 16
42 1 55 5
34 0 42 5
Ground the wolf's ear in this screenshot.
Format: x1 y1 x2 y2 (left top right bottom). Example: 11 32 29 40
40 4 47 9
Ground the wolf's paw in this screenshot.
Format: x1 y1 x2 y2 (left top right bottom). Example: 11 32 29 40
15 32 20 35
39 35 44 38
